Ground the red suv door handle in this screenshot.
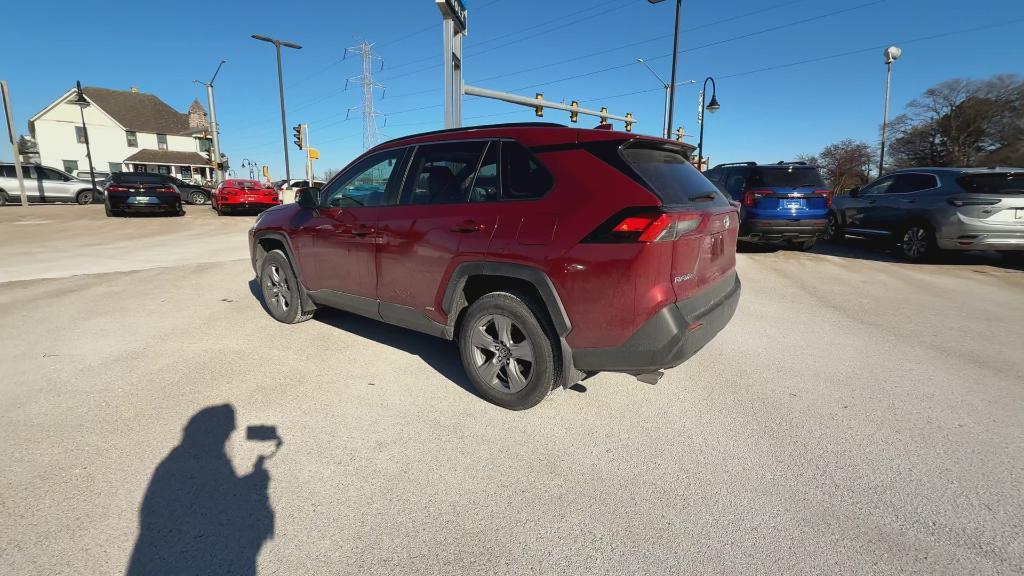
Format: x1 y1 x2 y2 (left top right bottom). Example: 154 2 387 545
350 226 374 236
451 220 485 233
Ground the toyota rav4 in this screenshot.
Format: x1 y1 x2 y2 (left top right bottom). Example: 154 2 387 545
249 123 741 409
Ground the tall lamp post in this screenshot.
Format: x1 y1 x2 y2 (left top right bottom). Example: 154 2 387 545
194 59 226 183
252 34 302 182
70 81 98 198
636 59 695 139
647 0 682 138
696 76 720 171
878 45 901 176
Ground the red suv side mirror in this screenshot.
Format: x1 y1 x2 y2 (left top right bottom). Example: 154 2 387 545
295 187 320 209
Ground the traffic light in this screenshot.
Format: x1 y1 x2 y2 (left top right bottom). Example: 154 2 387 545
534 93 544 117
569 100 579 123
625 113 634 133
292 124 304 150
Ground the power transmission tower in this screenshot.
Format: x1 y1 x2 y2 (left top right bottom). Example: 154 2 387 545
344 41 386 150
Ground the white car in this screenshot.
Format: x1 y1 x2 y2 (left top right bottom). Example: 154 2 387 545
273 179 325 203
0 163 103 205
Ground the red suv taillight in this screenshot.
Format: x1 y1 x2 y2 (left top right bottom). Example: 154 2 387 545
742 189 771 207
584 209 706 243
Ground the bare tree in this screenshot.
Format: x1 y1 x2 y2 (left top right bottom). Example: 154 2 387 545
17 135 37 153
816 139 873 192
793 153 819 166
889 74 1024 168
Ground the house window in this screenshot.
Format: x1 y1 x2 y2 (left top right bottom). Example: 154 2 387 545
198 138 213 153
157 134 168 151
126 131 138 148
181 166 193 180
108 162 123 173
63 160 79 173
135 164 147 173
75 126 86 143
157 165 171 175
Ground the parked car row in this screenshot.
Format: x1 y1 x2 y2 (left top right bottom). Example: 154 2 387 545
0 163 217 209
703 161 1024 261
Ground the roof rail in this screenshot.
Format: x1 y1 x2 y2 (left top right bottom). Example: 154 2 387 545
376 122 567 147
775 161 809 165
712 162 757 168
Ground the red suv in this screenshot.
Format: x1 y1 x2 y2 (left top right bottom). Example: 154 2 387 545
249 123 740 409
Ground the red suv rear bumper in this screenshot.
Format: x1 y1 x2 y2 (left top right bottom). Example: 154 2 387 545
570 271 740 374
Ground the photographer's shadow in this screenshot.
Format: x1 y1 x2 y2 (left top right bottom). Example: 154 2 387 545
126 404 276 576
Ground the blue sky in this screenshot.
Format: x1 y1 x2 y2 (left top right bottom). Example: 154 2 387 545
5 0 1023 178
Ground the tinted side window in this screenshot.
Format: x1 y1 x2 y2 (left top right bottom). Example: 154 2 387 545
402 141 487 205
502 141 552 201
469 141 498 203
861 175 896 195
322 149 405 208
893 173 938 193
723 168 747 198
0 165 13 178
38 168 67 181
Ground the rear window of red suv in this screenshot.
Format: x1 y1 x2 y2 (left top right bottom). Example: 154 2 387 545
620 142 731 208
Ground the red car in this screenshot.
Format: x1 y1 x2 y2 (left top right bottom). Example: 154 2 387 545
249 123 740 409
212 179 280 215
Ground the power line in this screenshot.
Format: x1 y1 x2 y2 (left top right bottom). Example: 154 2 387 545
379 0 811 88
488 0 888 95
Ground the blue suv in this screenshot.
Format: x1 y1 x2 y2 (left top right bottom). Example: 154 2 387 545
704 161 831 250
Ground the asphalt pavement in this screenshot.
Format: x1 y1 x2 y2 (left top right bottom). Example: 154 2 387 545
1 205 1022 575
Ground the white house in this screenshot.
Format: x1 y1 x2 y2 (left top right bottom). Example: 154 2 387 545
29 86 218 182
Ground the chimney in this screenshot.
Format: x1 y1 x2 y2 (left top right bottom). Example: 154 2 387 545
130 86 139 94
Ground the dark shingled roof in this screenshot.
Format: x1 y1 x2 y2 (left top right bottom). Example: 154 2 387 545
83 87 191 134
124 149 210 165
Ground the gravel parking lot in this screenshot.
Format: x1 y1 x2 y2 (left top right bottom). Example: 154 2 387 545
2 205 1022 575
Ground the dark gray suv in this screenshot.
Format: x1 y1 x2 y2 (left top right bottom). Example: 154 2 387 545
825 167 1024 260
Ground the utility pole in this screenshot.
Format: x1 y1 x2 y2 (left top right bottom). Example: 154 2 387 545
437 0 467 128
1 80 28 206
636 59 694 139
878 45 902 176
71 82 98 199
252 34 302 182
194 60 226 183
344 41 386 150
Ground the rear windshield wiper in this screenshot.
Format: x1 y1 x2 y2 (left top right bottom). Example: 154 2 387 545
688 192 718 202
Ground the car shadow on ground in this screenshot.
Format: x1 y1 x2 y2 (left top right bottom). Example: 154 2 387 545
125 404 276 576
247 279 477 396
808 237 1024 271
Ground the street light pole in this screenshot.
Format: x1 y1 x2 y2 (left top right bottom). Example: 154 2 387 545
637 59 695 139
648 0 683 138
252 34 302 182
71 81 98 198
194 60 226 183
696 76 720 171
878 45 901 176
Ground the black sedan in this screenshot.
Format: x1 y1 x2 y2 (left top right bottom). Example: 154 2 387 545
104 173 184 217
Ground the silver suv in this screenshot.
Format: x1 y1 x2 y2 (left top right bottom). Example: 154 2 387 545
0 163 102 205
825 167 1024 260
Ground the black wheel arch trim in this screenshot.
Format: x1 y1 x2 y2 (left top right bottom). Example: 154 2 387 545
441 261 571 337
441 261 581 389
251 231 316 311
